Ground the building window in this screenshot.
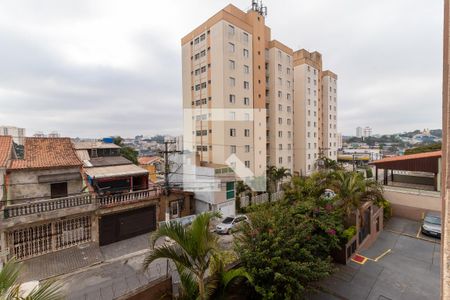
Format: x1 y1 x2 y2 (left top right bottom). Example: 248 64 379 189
278 131 282 138
278 77 282 86
244 161 250 168
278 91 282 98
287 106 291 113
228 42 235 53
287 93 291 100
228 25 235 35
229 77 235 87
230 145 236 153
226 182 235 200
288 144 291 150
229 60 235 70
287 81 291 88
244 97 250 105
287 119 291 125
287 67 291 75
244 65 249 74
245 145 250 152
278 157 283 164
243 32 249 43
278 104 282 111
230 128 236 137
244 81 250 89
278 117 282 124
244 129 250 137
243 49 249 58
279 144 282 150
229 94 236 103
288 156 291 163
51 182 68 199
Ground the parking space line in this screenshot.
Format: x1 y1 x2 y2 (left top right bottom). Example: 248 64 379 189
416 225 422 238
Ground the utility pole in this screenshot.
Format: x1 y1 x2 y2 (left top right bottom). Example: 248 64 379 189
160 141 181 196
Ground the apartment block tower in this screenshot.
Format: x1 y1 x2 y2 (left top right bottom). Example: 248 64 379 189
182 2 338 178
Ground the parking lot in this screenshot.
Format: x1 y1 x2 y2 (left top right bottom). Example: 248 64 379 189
309 217 440 300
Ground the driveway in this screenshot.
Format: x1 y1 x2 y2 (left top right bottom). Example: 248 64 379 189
309 217 440 300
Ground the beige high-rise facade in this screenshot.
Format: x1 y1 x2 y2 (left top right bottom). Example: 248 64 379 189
442 0 450 297
182 3 338 179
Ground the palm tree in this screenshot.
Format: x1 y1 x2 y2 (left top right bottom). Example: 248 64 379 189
143 212 250 300
0 259 62 300
273 167 291 192
330 171 383 221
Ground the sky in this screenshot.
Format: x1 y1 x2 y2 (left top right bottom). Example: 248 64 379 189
0 0 443 138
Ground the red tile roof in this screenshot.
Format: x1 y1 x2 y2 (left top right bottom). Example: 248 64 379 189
138 156 162 165
9 137 82 170
0 136 13 168
370 150 442 164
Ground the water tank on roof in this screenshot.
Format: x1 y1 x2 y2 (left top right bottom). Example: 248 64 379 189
103 137 114 143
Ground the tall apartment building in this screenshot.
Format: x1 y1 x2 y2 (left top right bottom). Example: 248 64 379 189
356 126 363 138
182 3 338 179
0 126 25 145
364 126 372 138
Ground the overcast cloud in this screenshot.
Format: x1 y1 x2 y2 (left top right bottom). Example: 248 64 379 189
0 0 443 137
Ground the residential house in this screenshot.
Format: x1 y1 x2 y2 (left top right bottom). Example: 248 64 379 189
169 152 236 217
138 156 164 183
1 137 95 262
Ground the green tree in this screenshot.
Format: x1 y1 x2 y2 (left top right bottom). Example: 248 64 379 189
404 142 441 155
0 259 62 300
143 212 250 300
266 166 291 194
113 136 138 164
329 171 384 221
236 198 342 299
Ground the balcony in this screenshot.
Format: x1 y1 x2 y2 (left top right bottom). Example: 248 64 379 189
3 194 93 219
98 188 161 207
1 189 161 227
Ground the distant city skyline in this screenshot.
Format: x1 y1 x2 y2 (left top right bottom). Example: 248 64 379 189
0 0 442 137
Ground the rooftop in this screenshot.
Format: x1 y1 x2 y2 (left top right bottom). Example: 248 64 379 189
84 164 148 179
138 156 162 165
0 135 13 168
9 137 82 170
73 141 120 150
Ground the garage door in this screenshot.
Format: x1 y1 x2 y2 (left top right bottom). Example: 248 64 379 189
99 205 156 246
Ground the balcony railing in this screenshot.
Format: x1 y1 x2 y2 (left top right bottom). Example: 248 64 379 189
2 188 162 219
3 194 93 219
98 189 160 207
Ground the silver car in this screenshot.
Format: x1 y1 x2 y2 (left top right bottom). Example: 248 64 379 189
215 215 249 234
421 212 441 238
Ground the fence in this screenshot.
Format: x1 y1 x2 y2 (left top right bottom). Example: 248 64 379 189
240 191 284 208
3 188 161 219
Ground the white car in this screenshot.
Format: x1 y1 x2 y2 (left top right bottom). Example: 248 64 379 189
215 215 249 234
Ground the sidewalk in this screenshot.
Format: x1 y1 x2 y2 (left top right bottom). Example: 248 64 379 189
19 243 103 282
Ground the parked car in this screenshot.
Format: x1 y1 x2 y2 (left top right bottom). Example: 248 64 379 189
421 212 441 238
215 215 249 234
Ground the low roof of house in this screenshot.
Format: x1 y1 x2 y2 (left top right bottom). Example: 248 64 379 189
138 156 162 165
73 141 121 150
0 136 13 168
369 150 441 173
89 156 132 167
9 137 82 170
84 164 148 179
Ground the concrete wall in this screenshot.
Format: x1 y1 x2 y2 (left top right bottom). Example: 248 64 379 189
7 167 83 201
383 187 441 220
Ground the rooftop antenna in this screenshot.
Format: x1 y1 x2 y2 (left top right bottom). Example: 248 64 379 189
251 0 267 17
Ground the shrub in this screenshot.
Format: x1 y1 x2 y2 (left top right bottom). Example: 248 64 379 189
366 168 373 178
342 226 356 242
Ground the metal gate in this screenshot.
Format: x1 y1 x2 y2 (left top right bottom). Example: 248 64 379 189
8 215 92 260
99 205 156 246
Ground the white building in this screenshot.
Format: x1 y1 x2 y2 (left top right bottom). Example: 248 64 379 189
364 126 372 138
0 126 26 145
356 127 363 138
